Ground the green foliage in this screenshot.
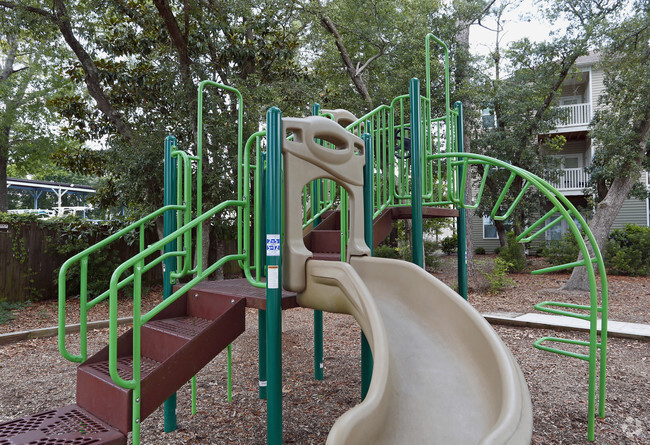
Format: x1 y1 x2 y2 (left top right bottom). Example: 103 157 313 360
0 213 151 298
540 232 580 268
0 301 29 325
481 257 516 295
474 246 486 255
493 246 501 255
398 240 441 270
498 232 527 272
374 244 400 259
605 225 650 276
440 234 457 255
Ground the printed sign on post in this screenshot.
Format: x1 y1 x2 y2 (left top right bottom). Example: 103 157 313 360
266 234 281 256
267 265 279 289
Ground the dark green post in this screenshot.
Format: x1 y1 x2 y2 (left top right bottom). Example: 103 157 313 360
311 103 324 381
361 133 374 400
409 79 424 268
258 309 267 399
455 101 468 300
265 107 283 444
163 135 178 432
259 151 268 399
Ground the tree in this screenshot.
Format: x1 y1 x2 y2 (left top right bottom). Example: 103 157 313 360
0 7 71 212
306 0 451 114
563 2 650 290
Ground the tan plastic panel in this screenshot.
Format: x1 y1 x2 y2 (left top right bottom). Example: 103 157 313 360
282 116 370 292
298 257 532 444
321 108 360 128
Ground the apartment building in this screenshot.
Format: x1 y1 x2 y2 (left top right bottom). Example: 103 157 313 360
474 54 650 252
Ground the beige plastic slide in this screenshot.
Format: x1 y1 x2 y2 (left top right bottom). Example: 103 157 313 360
298 256 533 445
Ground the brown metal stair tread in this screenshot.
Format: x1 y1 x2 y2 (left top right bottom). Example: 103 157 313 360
84 356 160 381
144 315 212 339
0 405 125 445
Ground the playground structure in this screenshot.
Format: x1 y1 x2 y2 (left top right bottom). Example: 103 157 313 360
0 35 608 444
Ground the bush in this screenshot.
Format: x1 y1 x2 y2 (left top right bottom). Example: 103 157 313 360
480 257 516 294
493 247 501 255
605 224 650 276
474 246 486 255
396 240 441 270
374 244 400 259
540 232 580 268
440 234 457 255
498 232 527 272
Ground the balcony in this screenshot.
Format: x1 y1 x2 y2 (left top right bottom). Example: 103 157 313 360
548 168 590 194
554 103 592 130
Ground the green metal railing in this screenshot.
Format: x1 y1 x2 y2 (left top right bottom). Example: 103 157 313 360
437 149 608 442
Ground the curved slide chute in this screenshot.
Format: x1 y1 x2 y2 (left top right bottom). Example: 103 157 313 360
298 256 533 444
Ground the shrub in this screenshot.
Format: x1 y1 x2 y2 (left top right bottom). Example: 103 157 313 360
541 232 580 268
474 246 486 255
493 247 501 255
498 232 527 272
374 244 400 259
481 257 516 294
605 224 650 276
396 240 441 270
440 234 457 255
0 301 29 325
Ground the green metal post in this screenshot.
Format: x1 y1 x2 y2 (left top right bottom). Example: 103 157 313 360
361 133 374 400
311 103 324 381
409 79 424 268
258 309 267 399
259 151 268 399
265 107 283 444
163 135 178 432
455 102 468 300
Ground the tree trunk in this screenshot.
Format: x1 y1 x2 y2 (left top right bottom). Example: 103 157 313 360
319 15 375 109
0 123 8 212
562 174 639 290
563 117 650 291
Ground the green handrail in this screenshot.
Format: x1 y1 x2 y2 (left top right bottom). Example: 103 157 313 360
432 151 608 442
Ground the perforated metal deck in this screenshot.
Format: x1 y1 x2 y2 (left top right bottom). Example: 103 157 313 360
0 405 125 444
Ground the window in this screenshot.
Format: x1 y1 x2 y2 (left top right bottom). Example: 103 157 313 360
563 157 580 169
483 216 498 239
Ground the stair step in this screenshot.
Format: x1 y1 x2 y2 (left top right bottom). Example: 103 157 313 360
84 355 161 382
310 229 341 253
76 297 246 434
313 252 342 261
0 404 125 444
145 315 212 339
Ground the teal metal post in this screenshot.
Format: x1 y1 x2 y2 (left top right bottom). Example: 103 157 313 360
311 103 324 381
258 309 267 399
265 107 283 444
361 133 374 400
409 79 424 268
455 102 468 300
259 151 268 399
163 135 178 432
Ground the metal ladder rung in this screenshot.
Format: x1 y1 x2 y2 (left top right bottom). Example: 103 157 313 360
534 301 603 321
531 257 598 275
533 336 602 361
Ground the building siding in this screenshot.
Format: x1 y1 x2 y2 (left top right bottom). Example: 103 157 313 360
612 198 649 229
590 67 606 112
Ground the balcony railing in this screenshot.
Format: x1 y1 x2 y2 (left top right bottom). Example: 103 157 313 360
555 103 592 128
548 168 590 191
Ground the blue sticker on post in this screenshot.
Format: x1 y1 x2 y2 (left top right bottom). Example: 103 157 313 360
266 234 280 256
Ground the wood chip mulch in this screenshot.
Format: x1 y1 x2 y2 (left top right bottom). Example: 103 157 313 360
1 258 648 444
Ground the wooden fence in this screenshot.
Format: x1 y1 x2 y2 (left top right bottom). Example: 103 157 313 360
0 221 241 303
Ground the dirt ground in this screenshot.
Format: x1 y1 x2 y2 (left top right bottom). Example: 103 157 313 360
0 255 648 444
